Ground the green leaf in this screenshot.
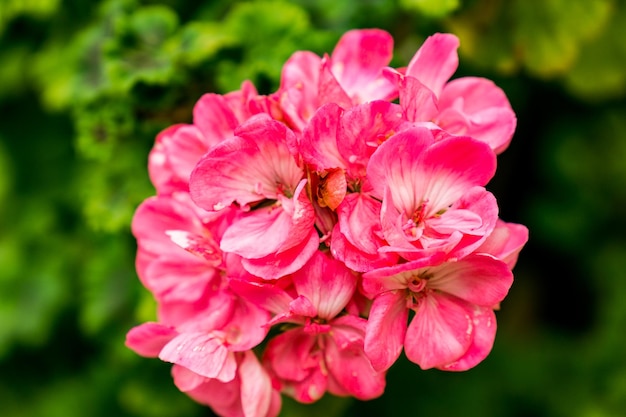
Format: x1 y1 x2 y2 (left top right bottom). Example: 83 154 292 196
104 5 181 92
400 0 460 18
173 21 237 66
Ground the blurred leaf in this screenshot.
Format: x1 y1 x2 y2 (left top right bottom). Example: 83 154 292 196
104 5 180 92
447 0 612 77
513 0 611 77
564 4 626 101
216 1 324 92
0 0 60 36
399 0 460 18
174 21 237 66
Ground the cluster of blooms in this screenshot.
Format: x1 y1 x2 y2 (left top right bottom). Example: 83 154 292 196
126 29 528 416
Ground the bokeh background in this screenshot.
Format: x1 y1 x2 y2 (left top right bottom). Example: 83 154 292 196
1 0 625 416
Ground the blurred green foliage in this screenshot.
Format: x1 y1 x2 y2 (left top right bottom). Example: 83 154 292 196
1 0 625 416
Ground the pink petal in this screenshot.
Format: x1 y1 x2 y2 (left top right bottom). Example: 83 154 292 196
241 228 319 279
264 328 318 383
318 56 353 109
330 223 398 273
291 251 357 320
193 93 240 147
223 80 261 121
444 186 500 259
437 77 516 154
228 278 293 315
417 134 497 207
220 180 315 259
276 51 322 130
287 295 318 318
239 350 278 417
441 306 497 371
427 254 513 306
337 100 407 176
300 102 346 171
145 256 218 303
171 365 208 392
337 193 383 254
404 292 473 370
159 124 208 187
427 208 484 235
361 252 448 296
177 370 240 412
189 115 302 211
406 33 459 98
398 75 439 122
165 229 222 263
132 195 205 256
367 126 435 205
330 29 396 102
159 332 237 382
325 317 386 400
157 286 235 330
125 322 177 357
148 125 189 195
476 219 529 269
363 291 408 371
223 295 271 351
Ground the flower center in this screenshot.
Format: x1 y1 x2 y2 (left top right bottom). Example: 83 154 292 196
403 201 428 238
407 275 427 293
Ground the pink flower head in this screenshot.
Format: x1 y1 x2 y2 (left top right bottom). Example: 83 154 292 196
274 29 397 132
127 28 527 415
367 126 499 261
362 253 513 371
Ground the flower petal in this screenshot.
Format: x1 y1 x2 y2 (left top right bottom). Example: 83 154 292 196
427 254 513 306
241 228 319 279
437 77 516 154
239 350 278 417
326 316 386 400
292 251 357 320
330 29 396 102
189 115 301 211
125 322 177 357
476 219 529 269
159 332 237 382
441 306 497 371
406 33 459 98
363 291 408 371
404 292 473 369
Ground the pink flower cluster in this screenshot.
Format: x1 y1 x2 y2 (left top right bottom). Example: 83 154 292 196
126 29 528 416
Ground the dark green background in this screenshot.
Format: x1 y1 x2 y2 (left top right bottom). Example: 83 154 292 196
1 0 625 416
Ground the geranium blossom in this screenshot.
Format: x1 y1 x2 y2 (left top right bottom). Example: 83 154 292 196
362 253 514 371
126 28 528 417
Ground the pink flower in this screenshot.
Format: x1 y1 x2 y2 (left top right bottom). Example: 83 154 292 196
172 352 282 417
149 82 267 195
127 28 528 414
189 114 319 278
390 33 517 153
298 101 408 271
366 126 499 261
362 253 513 371
274 29 397 132
232 251 385 402
131 192 228 304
